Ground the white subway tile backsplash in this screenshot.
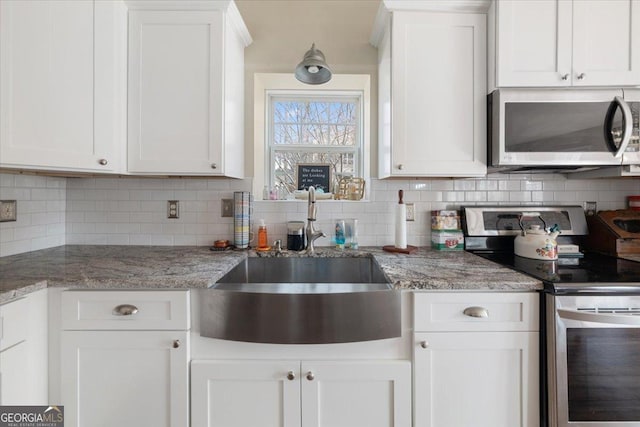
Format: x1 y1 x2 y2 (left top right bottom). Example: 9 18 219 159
476 180 498 191
498 180 521 191
430 180 454 191
487 191 510 202
454 180 476 191
1 173 639 257
0 174 66 257
543 181 566 191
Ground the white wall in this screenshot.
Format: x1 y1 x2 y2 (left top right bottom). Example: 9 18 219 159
0 173 66 257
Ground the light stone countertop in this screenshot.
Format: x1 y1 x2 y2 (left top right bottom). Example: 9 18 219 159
0 245 542 303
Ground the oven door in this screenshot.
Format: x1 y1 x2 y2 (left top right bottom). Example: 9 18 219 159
550 294 640 427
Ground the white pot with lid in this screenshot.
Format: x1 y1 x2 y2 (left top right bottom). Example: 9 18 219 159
514 213 560 260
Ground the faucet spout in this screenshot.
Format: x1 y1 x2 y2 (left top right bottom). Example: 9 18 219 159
304 186 325 254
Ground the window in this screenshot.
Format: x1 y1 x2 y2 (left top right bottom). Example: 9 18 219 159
254 74 370 200
269 95 361 194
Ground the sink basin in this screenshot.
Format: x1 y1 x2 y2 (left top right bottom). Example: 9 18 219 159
200 256 400 344
213 257 390 293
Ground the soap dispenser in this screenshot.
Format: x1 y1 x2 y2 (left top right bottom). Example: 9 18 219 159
257 219 269 250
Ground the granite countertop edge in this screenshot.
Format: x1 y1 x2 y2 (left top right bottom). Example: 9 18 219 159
0 245 543 303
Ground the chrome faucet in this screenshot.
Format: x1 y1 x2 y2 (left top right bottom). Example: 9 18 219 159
304 186 326 255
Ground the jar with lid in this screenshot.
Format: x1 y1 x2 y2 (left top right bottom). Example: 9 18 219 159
287 221 305 251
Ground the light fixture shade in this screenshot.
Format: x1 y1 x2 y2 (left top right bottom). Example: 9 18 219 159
295 43 332 85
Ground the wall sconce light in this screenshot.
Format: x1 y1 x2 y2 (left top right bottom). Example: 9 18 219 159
294 43 332 85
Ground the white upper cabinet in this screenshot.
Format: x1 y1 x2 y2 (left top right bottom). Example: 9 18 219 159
127 1 251 177
492 0 640 88
0 0 126 172
372 2 488 177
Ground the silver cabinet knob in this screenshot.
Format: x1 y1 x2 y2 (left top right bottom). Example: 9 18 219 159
211 163 217 169
420 341 428 349
577 73 586 80
112 304 139 316
463 306 489 318
306 371 315 381
397 164 404 170
173 340 180 349
98 159 108 165
287 371 295 381
561 73 569 80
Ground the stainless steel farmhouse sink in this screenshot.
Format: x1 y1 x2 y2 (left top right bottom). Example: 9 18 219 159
200 256 401 344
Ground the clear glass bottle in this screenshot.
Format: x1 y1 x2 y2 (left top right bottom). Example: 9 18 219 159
350 219 359 249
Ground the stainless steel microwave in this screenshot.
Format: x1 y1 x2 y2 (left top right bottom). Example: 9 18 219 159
488 89 640 173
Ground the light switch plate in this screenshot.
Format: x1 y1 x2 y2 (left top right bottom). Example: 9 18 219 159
406 203 415 221
0 200 17 222
221 199 233 217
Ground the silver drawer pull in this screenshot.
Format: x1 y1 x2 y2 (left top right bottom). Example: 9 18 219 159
306 371 315 381
112 304 139 316
420 341 428 349
173 340 180 349
463 306 489 318
287 371 296 381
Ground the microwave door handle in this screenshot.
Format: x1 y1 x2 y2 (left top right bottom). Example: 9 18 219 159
608 96 633 158
558 308 640 326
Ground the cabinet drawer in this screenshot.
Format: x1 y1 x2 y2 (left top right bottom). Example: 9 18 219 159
0 297 29 351
413 292 539 332
61 290 190 330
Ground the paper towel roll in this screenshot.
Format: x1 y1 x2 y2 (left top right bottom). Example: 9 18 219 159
395 203 407 249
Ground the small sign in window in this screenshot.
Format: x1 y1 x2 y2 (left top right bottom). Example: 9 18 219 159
296 163 331 193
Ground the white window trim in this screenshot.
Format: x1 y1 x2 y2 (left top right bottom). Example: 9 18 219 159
253 73 371 200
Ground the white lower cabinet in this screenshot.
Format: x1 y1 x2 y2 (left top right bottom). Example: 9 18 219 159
413 292 540 427
414 331 539 427
61 330 188 427
191 360 411 427
0 290 48 405
59 290 190 427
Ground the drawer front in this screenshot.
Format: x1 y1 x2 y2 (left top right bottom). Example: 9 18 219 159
413 292 539 332
0 297 29 351
61 290 190 330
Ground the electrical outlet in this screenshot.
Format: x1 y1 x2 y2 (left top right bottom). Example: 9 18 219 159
221 199 233 217
0 200 17 222
167 200 179 219
406 203 415 221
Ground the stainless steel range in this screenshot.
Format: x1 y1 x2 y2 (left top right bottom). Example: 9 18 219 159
462 206 640 427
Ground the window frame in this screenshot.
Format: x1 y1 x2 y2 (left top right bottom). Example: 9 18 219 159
253 73 371 200
267 92 363 192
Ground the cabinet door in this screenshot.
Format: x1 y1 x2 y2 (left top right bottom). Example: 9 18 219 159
0 342 30 405
191 360 301 427
0 291 48 405
390 12 486 177
496 0 573 86
301 360 411 427
572 0 640 87
128 11 224 175
61 331 188 427
414 332 539 427
0 0 119 172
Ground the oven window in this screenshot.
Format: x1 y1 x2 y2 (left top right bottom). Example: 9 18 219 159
567 328 640 421
505 101 622 153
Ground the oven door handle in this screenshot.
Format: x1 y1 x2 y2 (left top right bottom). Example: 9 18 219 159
558 308 640 326
606 96 633 158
